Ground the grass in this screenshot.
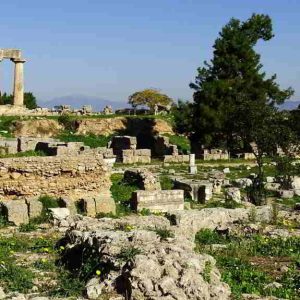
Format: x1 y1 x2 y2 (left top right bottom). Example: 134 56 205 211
56 132 112 148
0 116 20 137
160 175 174 190
0 234 57 293
162 133 191 154
0 150 46 159
153 227 174 240
195 229 300 299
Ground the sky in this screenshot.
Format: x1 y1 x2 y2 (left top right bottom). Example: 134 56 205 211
0 0 299 104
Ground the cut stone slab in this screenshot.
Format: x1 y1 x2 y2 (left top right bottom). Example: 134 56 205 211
25 197 43 219
58 197 77 215
174 178 213 203
80 197 97 217
48 207 70 221
131 190 184 212
225 187 241 203
279 190 294 199
95 194 116 215
0 200 29 225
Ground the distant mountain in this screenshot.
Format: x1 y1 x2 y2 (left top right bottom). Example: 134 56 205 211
279 100 300 111
38 94 129 111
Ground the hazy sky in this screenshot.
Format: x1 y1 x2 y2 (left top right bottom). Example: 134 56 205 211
0 0 299 103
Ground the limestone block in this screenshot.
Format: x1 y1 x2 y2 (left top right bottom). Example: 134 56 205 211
225 187 241 203
0 200 29 225
58 197 77 215
26 197 43 219
49 208 70 225
94 195 116 215
279 190 294 199
81 197 97 217
131 190 184 212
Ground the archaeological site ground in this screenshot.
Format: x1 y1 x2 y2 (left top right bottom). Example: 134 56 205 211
0 7 299 300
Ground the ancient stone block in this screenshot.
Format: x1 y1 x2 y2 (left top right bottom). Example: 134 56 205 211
26 197 43 219
225 187 241 203
124 169 161 191
0 200 29 225
58 197 77 215
163 155 190 163
94 194 116 215
80 197 97 217
174 179 213 203
131 190 184 212
110 136 137 159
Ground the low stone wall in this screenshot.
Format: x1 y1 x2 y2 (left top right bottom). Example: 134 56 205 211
153 135 178 156
122 149 151 164
109 136 137 159
0 155 111 200
0 139 18 154
200 149 229 160
124 169 161 191
131 190 184 212
163 154 190 163
174 178 213 203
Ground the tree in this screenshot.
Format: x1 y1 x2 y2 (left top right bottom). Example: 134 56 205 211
172 100 193 135
23 92 38 109
0 92 37 109
190 14 293 150
128 89 173 111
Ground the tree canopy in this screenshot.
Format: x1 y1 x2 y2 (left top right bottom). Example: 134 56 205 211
128 89 173 111
190 14 293 150
0 92 38 109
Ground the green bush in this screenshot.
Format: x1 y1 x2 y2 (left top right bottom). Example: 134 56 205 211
195 229 228 245
110 174 138 215
160 175 174 190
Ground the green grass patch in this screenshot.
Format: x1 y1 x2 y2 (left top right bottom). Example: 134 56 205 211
162 133 190 154
110 173 138 215
0 150 46 159
160 175 174 190
195 230 300 299
57 132 112 148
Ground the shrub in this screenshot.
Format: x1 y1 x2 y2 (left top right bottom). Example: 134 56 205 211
154 227 174 240
19 222 38 232
118 247 142 261
195 229 228 245
160 175 174 190
110 173 138 215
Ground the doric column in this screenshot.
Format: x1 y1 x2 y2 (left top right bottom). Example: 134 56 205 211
12 58 26 106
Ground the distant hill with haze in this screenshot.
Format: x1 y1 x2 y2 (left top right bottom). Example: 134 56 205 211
39 94 129 111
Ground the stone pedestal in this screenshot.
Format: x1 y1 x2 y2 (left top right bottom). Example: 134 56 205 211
189 153 197 174
12 58 26 106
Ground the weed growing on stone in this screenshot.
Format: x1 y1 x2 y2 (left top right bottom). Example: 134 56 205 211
153 227 174 240
118 247 142 261
203 261 212 283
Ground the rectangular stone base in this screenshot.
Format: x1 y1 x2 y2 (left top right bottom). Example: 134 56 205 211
131 190 184 212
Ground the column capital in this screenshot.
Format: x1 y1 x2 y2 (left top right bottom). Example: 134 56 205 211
11 58 26 63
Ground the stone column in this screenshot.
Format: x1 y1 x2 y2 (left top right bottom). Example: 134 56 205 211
189 153 197 174
12 58 26 106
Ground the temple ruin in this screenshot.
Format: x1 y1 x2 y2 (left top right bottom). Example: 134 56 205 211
0 49 25 106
